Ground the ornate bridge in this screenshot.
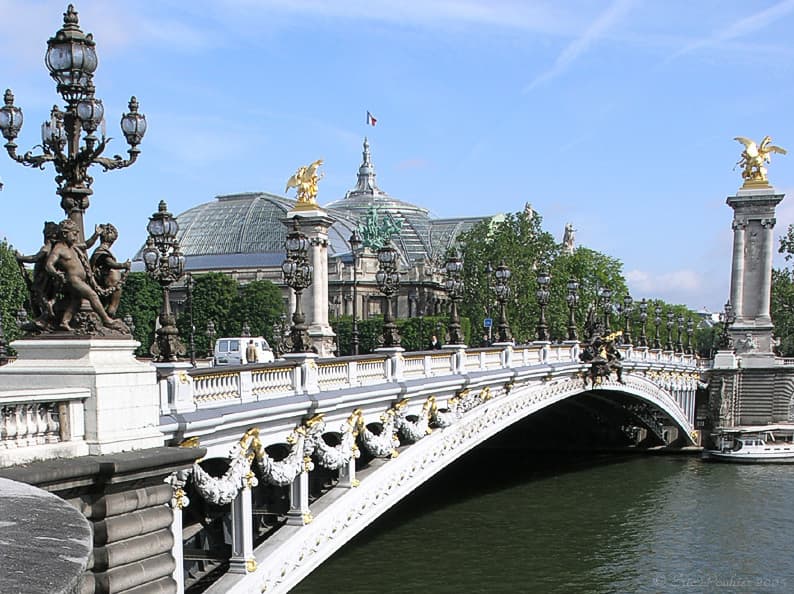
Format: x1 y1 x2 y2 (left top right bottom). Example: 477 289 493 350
152 342 702 593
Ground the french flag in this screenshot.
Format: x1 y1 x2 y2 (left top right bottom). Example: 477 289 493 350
366 111 377 127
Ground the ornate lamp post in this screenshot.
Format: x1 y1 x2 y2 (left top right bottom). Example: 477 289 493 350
142 201 185 362
492 261 513 343
638 298 649 347
349 230 362 355
205 320 216 358
0 5 145 242
444 255 465 345
718 301 736 350
281 218 313 353
535 269 551 341
676 314 685 353
0 6 146 335
185 273 195 366
485 261 494 342
375 244 401 347
599 287 613 333
566 277 579 341
686 318 694 355
622 294 634 345
653 305 662 349
665 310 674 351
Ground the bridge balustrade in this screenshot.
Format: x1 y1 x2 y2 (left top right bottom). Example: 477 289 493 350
0 387 89 467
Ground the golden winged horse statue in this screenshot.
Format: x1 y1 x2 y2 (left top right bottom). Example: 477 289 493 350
734 136 786 187
285 159 324 206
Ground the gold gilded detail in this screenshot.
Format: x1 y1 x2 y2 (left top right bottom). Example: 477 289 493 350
735 136 786 187
246 558 257 572
177 371 191 384
285 159 323 207
178 436 200 448
303 512 314 524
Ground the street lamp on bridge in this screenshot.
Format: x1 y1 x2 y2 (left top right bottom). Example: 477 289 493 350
444 254 465 345
492 261 513 344
653 305 662 350
665 310 674 351
281 218 313 353
676 314 685 354
535 268 551 341
622 294 634 346
638 298 649 347
566 277 579 341
375 244 401 348
686 318 694 355
142 201 185 362
0 5 146 335
348 230 362 355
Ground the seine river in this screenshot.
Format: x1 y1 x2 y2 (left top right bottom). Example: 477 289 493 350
293 449 794 593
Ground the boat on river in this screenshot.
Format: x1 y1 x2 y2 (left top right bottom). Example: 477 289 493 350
704 425 794 463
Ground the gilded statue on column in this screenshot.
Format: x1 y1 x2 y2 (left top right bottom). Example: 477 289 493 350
734 136 787 188
285 159 324 208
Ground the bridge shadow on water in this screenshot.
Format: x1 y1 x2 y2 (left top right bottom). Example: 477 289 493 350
333 393 654 551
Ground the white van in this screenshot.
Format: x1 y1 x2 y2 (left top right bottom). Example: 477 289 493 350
213 337 274 366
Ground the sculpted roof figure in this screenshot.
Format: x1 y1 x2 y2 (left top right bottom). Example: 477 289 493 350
285 159 324 207
734 135 787 187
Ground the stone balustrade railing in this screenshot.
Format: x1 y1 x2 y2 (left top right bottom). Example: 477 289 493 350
160 344 701 420
0 387 89 467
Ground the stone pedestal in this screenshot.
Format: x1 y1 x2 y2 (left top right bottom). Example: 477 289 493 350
284 208 337 357
0 339 163 455
726 186 784 357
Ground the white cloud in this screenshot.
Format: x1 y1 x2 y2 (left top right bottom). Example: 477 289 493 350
626 268 703 296
669 0 794 60
524 0 635 92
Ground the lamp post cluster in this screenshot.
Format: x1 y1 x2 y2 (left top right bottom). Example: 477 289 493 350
142 201 185 362
281 218 313 353
492 261 513 344
535 269 551 341
0 5 146 243
444 255 465 345
375 245 401 347
349 230 362 355
566 277 579 341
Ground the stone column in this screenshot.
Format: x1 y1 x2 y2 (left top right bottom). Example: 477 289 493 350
283 209 337 357
729 220 746 318
725 187 784 364
286 469 312 526
228 475 256 574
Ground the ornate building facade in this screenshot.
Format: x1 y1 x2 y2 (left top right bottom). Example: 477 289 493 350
166 139 495 325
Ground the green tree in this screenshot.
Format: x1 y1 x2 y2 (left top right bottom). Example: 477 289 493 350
774 224 794 356
179 272 241 355
234 280 286 346
549 248 628 340
0 239 28 347
116 272 162 355
457 209 558 343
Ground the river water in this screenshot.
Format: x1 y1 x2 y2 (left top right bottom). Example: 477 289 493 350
293 449 794 593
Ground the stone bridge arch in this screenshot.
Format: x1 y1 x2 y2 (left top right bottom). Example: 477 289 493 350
203 366 698 593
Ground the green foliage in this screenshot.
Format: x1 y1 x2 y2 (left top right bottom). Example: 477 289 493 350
772 267 794 356
234 280 286 345
177 272 240 356
0 239 27 347
549 249 628 340
117 272 162 355
331 315 458 354
457 209 558 343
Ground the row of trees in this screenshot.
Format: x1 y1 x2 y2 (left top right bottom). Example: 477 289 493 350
1 203 762 358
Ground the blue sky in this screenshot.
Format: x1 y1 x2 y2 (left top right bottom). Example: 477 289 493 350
2 0 794 314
